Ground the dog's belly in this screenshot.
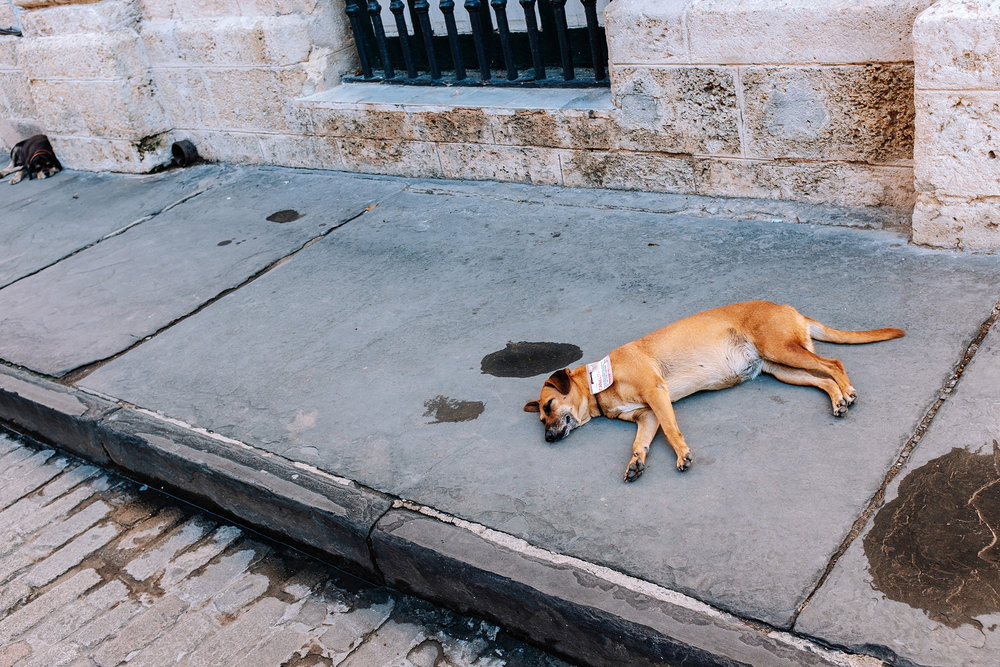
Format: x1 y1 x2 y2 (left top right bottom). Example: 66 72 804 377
662 337 762 401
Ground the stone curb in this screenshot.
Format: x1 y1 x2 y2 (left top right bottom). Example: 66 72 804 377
0 365 874 667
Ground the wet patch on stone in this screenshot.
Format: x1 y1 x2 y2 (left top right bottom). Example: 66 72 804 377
267 209 302 223
864 442 1000 629
423 396 485 424
480 342 583 378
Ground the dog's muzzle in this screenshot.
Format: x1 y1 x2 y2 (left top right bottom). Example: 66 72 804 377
544 415 576 442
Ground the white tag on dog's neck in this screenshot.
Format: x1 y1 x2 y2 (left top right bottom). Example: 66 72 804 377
586 356 614 394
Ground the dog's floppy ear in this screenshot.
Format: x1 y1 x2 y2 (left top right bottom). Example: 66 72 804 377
523 400 540 413
544 368 572 395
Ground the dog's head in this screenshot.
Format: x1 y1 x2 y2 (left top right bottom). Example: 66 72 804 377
523 367 592 442
14 135 62 179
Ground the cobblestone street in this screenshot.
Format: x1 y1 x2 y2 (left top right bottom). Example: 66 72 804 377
0 432 570 667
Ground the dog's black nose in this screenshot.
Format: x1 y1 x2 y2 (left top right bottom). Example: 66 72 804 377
545 431 556 442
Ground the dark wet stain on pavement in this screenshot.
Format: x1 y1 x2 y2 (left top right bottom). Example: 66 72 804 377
267 209 302 223
423 396 485 424
480 342 583 378
864 442 1000 629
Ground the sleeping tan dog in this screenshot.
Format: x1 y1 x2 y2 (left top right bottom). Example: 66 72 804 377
524 300 904 482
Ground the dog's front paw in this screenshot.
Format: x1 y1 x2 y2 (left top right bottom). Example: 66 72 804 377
624 457 645 482
676 453 692 471
833 398 850 417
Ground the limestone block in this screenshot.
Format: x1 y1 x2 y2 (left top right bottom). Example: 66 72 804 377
613 66 740 155
915 91 1000 198
203 67 312 134
491 109 614 150
437 143 561 184
695 158 915 208
605 0 687 66
0 3 16 30
912 195 1000 249
914 0 1000 90
560 149 696 193
338 138 442 178
687 0 934 65
309 107 420 141
16 32 150 81
0 37 18 68
18 1 138 37
46 133 171 172
182 129 264 163
145 0 243 20
28 77 168 139
413 107 493 144
141 16 313 68
741 64 914 162
258 133 342 170
149 68 219 130
0 70 34 118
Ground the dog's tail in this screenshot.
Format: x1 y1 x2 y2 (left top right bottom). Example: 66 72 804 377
807 318 905 344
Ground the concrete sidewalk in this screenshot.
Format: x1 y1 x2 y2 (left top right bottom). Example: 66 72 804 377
1 164 999 666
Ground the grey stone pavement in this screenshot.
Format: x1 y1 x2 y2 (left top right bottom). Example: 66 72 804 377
1 164 1000 666
0 431 570 666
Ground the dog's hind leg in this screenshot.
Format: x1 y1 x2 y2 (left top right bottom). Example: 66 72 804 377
761 360 851 416
623 410 658 482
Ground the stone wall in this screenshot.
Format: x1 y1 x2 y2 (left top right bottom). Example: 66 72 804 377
3 0 995 246
912 0 1000 249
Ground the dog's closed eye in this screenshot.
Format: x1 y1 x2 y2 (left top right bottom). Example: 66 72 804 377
543 399 554 416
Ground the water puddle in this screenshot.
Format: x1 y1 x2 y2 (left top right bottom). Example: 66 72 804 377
480 342 582 378
267 209 302 223
864 442 1000 629
423 396 485 424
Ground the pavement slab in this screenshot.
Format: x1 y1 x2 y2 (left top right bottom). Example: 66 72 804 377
0 167 405 377
796 314 1000 665
76 178 1000 629
0 166 219 288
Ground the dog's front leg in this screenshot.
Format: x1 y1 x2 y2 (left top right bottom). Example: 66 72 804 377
0 160 18 178
645 385 693 471
624 410 658 482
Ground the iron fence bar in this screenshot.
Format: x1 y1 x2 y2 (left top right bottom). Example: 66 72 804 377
345 0 374 79
519 0 545 80
367 0 395 79
413 0 442 79
389 0 419 78
464 0 491 81
549 0 574 81
580 0 604 80
440 0 467 80
490 0 519 80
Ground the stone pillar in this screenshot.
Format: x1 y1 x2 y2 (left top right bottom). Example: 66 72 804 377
11 0 172 171
912 0 1000 249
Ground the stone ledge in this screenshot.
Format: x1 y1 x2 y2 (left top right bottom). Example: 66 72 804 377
371 508 868 667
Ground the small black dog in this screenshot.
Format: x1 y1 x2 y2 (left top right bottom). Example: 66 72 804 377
0 134 62 185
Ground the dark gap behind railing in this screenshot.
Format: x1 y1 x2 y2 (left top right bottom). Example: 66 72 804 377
344 0 610 87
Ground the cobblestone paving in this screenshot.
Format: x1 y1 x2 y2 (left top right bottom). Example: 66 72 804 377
0 433 572 667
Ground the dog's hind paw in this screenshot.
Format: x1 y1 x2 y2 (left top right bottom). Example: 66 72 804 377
624 458 645 482
676 454 692 471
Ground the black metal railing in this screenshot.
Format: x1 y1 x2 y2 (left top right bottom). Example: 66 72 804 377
344 0 610 87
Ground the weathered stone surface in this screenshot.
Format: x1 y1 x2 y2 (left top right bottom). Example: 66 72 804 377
437 143 561 185
915 91 1000 198
912 196 1000 250
99 409 391 578
141 16 314 68
414 107 493 145
914 0 1000 90
614 66 741 155
203 67 312 134
16 31 150 81
310 107 421 141
561 149 696 193
695 158 915 209
27 78 168 140
17 1 138 37
741 65 915 162
608 0 934 66
491 108 615 151
258 133 342 170
338 138 442 178
0 367 117 465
